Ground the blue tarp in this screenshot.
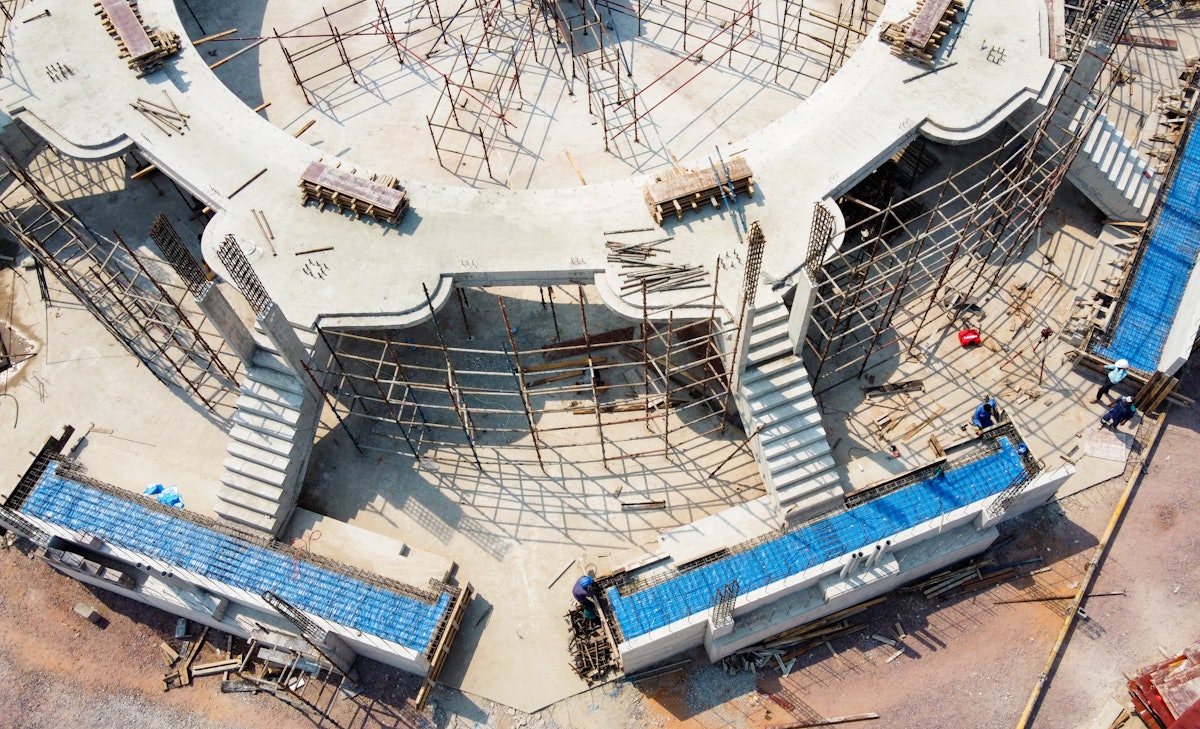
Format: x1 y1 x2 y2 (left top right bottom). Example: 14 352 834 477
22 463 449 652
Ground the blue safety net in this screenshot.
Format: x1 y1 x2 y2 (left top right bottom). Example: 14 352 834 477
1093 118 1200 372
22 462 449 652
608 438 1028 640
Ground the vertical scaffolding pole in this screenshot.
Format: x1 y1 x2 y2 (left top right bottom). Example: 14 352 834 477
422 283 484 470
383 330 433 427
662 311 674 454
498 296 547 474
576 285 609 469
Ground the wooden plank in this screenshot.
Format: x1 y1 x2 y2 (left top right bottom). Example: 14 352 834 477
300 162 404 213
1118 33 1178 50
99 0 155 59
862 379 923 397
900 405 946 442
765 713 880 728
906 0 953 47
541 327 635 361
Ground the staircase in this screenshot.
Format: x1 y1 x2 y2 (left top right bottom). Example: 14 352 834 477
1068 111 1159 221
214 339 320 538
735 296 844 519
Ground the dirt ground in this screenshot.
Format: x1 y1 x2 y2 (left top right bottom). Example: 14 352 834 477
0 364 1196 729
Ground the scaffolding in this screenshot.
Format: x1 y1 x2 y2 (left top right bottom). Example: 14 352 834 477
0 146 243 417
237 0 882 184
802 0 1140 394
305 284 743 473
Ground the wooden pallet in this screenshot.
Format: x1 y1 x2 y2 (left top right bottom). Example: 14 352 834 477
95 0 180 75
415 583 473 711
643 157 754 224
300 162 409 225
878 0 964 66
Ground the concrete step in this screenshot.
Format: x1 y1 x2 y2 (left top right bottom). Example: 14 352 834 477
751 301 789 329
771 453 838 493
236 394 301 426
778 470 843 501
748 316 789 349
213 500 277 535
745 336 794 367
227 440 292 472
232 410 298 442
245 366 305 396
763 426 830 472
223 456 287 487
778 480 845 513
252 349 295 376
228 425 295 458
760 414 828 451
740 355 802 387
1081 119 1105 156
217 485 286 519
755 405 824 434
220 471 285 501
241 379 305 410
746 379 815 417
742 364 807 400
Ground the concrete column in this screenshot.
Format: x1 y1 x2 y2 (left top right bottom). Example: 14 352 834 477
256 302 319 396
195 282 257 365
319 631 359 674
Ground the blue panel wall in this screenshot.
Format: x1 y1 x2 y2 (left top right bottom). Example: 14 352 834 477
1094 119 1200 372
608 439 1028 640
22 463 450 652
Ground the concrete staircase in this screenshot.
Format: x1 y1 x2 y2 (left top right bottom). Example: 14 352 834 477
214 342 320 538
735 297 844 519
1068 111 1159 222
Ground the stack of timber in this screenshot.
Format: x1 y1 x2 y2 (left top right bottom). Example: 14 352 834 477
609 239 708 294
95 0 181 75
723 597 884 674
567 606 620 685
643 157 754 224
300 161 409 225
878 0 964 66
1127 635 1200 728
905 558 992 598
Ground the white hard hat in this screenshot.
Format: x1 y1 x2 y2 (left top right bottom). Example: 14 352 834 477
1114 359 1129 369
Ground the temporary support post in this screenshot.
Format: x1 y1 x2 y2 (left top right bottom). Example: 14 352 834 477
498 296 547 474
576 284 609 469
456 287 473 339
422 283 484 470
382 330 433 427
662 311 675 454
547 285 561 340
275 29 311 105
642 280 652 414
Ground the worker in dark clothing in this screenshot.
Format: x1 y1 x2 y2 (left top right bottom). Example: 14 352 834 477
572 575 598 620
1100 396 1137 430
971 396 999 433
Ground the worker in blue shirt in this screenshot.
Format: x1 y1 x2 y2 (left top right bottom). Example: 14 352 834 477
972 396 998 433
1101 396 1137 429
573 575 599 620
1093 358 1129 404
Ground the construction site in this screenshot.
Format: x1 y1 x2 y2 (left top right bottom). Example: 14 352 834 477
1 0 1200 726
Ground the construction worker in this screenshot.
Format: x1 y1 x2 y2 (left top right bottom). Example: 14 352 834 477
572 575 599 620
1101 396 1137 430
971 396 999 433
1094 358 1129 404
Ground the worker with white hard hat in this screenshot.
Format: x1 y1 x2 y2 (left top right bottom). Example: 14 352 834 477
1093 358 1129 404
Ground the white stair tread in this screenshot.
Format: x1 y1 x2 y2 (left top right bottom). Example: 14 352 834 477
742 365 808 397
227 440 292 471
756 406 824 434
228 425 295 457
220 471 285 501
223 456 287 487
232 411 298 441
746 337 793 365
746 380 814 415
217 486 286 518
236 394 301 425
241 379 305 409
252 349 294 375
213 501 277 533
779 482 845 514
748 318 789 348
246 366 305 395
771 454 838 491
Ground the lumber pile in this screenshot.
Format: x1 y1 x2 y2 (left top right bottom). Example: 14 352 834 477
1128 635 1200 728
567 606 619 685
300 161 410 225
95 0 180 76
878 0 964 66
720 597 885 675
643 157 754 224
608 238 709 295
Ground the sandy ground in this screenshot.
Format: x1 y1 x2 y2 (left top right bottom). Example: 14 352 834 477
0 363 1195 729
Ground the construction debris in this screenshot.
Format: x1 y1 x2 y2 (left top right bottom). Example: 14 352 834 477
566 606 620 685
1127 634 1200 727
